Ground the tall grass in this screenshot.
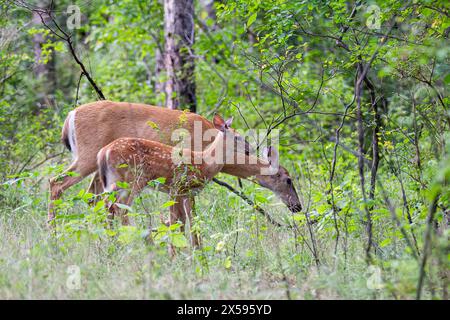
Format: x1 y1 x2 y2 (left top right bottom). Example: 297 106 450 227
0 161 442 300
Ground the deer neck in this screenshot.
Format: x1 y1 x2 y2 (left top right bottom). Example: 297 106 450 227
221 155 272 179
197 131 226 177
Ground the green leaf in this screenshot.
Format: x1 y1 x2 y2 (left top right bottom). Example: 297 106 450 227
255 194 268 203
116 181 129 189
66 171 80 177
171 233 187 248
148 177 167 188
93 200 105 212
154 177 166 184
247 13 257 27
105 229 117 237
169 223 182 231
380 238 392 248
444 73 450 86
147 120 159 130
161 200 176 208
293 213 304 222
224 256 232 269
115 203 133 212
75 189 86 199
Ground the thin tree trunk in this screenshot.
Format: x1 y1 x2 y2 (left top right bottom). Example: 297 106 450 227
155 46 165 96
417 192 440 299
356 64 373 263
32 9 47 78
32 5 56 109
163 0 196 112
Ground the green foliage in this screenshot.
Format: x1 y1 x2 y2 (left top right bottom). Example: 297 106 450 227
0 0 448 299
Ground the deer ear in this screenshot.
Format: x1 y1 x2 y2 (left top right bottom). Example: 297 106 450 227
262 146 269 161
213 113 225 130
263 146 279 165
224 116 233 128
213 114 233 131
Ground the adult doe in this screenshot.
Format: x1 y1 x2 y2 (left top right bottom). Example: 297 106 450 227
49 101 301 225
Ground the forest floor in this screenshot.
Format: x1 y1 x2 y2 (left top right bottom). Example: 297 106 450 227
0 164 438 300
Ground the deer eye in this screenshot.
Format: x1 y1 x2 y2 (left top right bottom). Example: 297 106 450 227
286 178 292 185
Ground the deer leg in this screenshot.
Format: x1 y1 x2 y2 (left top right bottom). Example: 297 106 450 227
87 172 104 205
120 190 138 226
170 196 187 228
167 197 186 257
108 188 133 226
171 196 201 249
105 198 116 229
48 160 93 225
184 196 201 248
160 211 170 226
104 190 126 228
107 179 143 227
102 185 117 229
87 172 103 194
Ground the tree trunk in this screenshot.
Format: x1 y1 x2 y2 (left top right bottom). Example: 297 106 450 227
155 45 166 98
163 0 196 112
32 5 56 109
32 10 47 78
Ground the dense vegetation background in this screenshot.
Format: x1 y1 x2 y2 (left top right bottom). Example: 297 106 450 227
0 0 448 299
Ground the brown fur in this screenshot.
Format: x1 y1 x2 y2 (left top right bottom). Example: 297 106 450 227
96 147 109 190
48 100 301 224
98 137 222 195
98 129 229 249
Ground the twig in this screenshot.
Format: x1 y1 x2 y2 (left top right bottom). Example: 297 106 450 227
355 63 373 263
416 192 441 299
377 181 420 261
212 178 283 227
74 72 84 106
17 2 106 100
353 17 398 263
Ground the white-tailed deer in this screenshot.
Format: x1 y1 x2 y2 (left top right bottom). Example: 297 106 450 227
49 100 301 224
96 115 235 247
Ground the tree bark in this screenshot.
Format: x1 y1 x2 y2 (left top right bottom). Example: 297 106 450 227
32 6 56 108
163 0 196 112
32 9 47 78
155 45 165 96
